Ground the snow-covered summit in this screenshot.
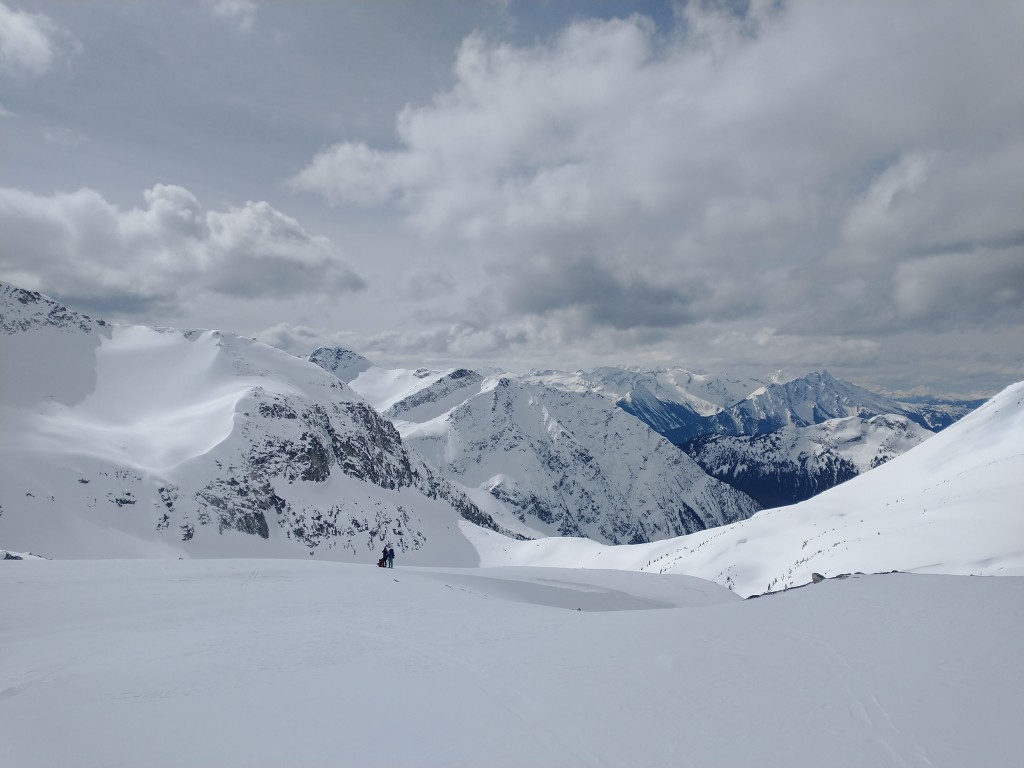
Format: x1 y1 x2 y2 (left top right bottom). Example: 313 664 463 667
307 345 372 383
311 349 762 545
0 283 498 562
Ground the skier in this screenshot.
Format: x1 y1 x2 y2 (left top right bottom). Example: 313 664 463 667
379 544 389 568
387 545 395 568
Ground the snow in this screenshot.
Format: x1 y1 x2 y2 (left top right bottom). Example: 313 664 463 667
0 286 490 563
2 559 1021 767
313 353 759 544
478 381 1024 596
3 286 1023 766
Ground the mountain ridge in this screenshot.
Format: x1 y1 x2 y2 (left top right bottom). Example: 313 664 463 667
0 283 505 562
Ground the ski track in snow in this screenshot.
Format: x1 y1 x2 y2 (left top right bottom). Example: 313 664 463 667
787 629 932 768
2 561 1021 768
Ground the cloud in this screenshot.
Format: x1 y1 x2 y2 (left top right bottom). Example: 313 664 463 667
292 1 1024 352
0 184 364 315
43 126 87 147
0 1 77 77
204 0 257 33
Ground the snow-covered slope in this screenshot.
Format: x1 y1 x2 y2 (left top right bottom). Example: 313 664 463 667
3 559 1021 767
312 350 762 544
0 284 499 563
685 414 934 508
476 381 1024 596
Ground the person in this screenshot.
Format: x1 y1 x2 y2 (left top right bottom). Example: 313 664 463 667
386 545 395 568
380 545 388 568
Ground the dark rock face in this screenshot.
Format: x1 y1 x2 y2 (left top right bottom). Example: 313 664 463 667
385 369 483 419
415 376 760 545
196 477 280 539
685 433 861 508
0 283 107 335
179 381 504 553
307 346 372 383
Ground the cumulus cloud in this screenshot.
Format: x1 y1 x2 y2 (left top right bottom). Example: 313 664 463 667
0 1 77 77
292 0 1024 351
0 184 364 314
254 323 365 357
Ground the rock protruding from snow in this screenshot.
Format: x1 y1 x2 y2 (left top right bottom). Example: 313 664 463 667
308 346 372 383
0 282 500 563
311 353 763 545
0 283 108 336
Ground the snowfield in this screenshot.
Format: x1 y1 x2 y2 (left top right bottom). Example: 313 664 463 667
2 560 1021 768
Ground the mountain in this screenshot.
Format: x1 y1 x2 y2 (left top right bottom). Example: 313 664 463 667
0 283 502 562
311 349 762 545
654 370 973 443
684 414 934 508
525 366 980 509
549 366 978 445
526 366 768 432
485 381 1024 597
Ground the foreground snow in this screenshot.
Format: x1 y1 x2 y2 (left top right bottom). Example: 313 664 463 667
2 559 1021 768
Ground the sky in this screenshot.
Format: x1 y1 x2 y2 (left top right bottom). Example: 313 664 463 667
1 0 1022 395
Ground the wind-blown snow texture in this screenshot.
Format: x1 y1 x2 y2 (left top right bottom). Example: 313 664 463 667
2 560 1021 768
312 349 761 544
0 283 498 563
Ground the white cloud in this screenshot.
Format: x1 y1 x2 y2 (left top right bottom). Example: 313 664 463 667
292 0 1024 352
254 323 364 357
43 126 87 147
204 0 257 33
0 1 76 77
0 184 364 314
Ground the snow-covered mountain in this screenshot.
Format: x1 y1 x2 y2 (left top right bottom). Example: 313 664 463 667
530 365 976 443
516 366 980 509
0 283 501 562
526 366 767 414
685 370 975 439
684 414 934 508
478 381 1024 596
311 349 762 544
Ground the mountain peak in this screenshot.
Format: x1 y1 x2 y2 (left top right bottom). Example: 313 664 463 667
308 346 372 383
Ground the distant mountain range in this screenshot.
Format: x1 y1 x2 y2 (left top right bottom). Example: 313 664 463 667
494 379 1024 597
311 349 760 544
0 280 1001 565
539 367 981 443
529 366 982 506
